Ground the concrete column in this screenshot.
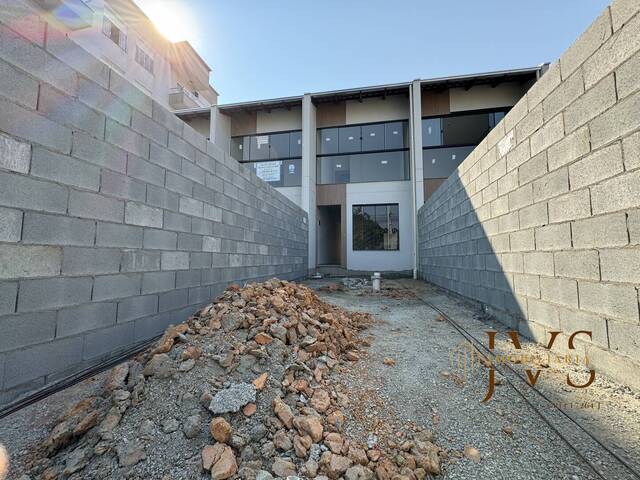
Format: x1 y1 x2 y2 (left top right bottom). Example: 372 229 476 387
209 105 231 153
409 80 424 279
302 94 317 272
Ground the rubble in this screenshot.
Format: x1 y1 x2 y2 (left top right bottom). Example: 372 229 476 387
21 279 444 479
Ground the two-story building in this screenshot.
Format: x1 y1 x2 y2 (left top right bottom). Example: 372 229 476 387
178 67 547 276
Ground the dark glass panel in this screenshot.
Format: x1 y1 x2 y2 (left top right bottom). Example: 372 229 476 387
422 145 475 179
290 131 302 157
338 125 361 153
422 118 442 147
317 128 339 155
361 123 385 151
385 121 408 149
269 133 290 159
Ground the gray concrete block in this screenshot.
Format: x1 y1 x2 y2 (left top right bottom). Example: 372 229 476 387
117 294 158 323
4 337 83 388
204 204 223 222
176 270 201 288
608 321 640 360
178 233 202 251
181 159 205 184
100 170 146 202
165 171 194 196
572 213 628 248
579 281 639 322
69 190 124 223
0 282 17 315
0 245 62 280
548 189 591 223
147 185 179 211
163 211 191 233
121 250 160 272
143 229 177 250
555 250 600 280
616 50 640 100
72 131 127 174
191 218 213 235
193 183 215 204
96 222 143 248
535 223 572 251
109 70 152 116
623 131 640 171
31 147 100 191
161 251 189 270
183 124 207 152
62 247 122 275
125 202 163 228
158 288 189 312
203 236 221 253
542 69 584 120
168 132 195 161
530 114 564 156
195 150 215 173
540 276 578 308
83 322 135 360
0 206 22 242
590 90 640 149
105 118 149 159
519 203 548 229
591 170 640 214
92 273 141 301
133 312 172 342
564 74 617 134
127 154 165 187
179 196 203 217
188 286 211 305
628 209 640 245
559 9 612 78
77 77 131 125
0 96 71 154
56 302 117 338
599 248 640 283
0 311 56 352
532 168 569 202
131 110 168 146
151 100 183 136
190 252 212 269
523 251 554 276
0 58 39 108
0 23 77 96
150 143 182 173
23 212 95 246
0 131 31 173
18 277 92 312
142 271 175 294
527 62 561 109
38 84 105 139
206 173 224 192
547 126 590 171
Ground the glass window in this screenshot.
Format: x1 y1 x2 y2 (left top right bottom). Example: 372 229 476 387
290 131 302 157
422 118 441 147
338 125 361 153
353 204 399 251
269 133 290 159
385 121 407 149
318 151 409 185
102 17 127 51
422 145 475 179
249 135 270 160
442 113 491 145
247 158 302 187
318 128 339 155
361 123 385 151
135 45 153 74
318 156 350 184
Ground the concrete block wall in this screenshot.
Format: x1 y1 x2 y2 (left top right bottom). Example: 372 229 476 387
0 2 308 405
417 0 640 388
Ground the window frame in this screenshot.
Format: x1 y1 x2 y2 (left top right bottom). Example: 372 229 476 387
352 203 400 251
230 129 303 163
102 14 127 51
135 43 154 75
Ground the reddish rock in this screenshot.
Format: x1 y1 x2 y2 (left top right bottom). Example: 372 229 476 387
252 373 268 390
210 417 232 444
310 389 331 413
242 403 257 417
202 443 237 480
293 415 324 442
254 332 273 345
272 398 294 429
272 457 296 477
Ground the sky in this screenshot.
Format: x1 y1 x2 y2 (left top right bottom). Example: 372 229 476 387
134 0 610 105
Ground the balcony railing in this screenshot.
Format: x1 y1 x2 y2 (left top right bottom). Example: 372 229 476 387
168 85 207 110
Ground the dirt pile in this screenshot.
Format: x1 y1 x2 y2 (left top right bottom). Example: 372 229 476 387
20 279 443 480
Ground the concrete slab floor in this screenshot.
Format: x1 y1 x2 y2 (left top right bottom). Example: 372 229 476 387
0 278 638 479
307 278 640 480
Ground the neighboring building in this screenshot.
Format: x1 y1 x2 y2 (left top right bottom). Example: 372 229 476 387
177 67 547 276
29 0 218 111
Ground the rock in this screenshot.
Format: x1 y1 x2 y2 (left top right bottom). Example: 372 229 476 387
253 372 268 390
161 418 180 434
143 353 174 378
117 443 146 467
209 383 257 414
272 457 296 477
413 468 426 480
243 403 257 416
273 430 293 451
323 453 352 479
272 397 294 429
105 363 129 392
502 425 513 435
139 419 155 439
294 434 312 458
293 415 323 442
182 345 202 360
178 359 196 372
270 323 288 342
45 420 73 453
324 432 344 454
63 447 92 475
374 458 396 480
310 389 331 413
383 357 396 366
221 312 245 332
256 470 274 480
261 441 276 458
348 446 368 465
413 441 440 474
304 459 319 477
210 417 232 443
183 414 202 439
254 333 274 345
463 445 481 462
344 465 375 480
249 423 267 442
327 410 345 431
203 443 238 480
367 449 381 462
200 390 214 408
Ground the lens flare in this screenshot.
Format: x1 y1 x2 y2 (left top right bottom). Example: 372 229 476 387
0 443 9 480
137 0 194 43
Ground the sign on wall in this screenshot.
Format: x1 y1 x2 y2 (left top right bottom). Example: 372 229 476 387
256 161 282 182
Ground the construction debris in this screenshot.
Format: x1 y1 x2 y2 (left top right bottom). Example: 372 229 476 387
19 279 444 479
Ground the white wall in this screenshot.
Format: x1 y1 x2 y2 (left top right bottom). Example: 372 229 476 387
346 95 409 124
346 181 413 272
449 82 524 112
256 107 302 133
184 117 210 139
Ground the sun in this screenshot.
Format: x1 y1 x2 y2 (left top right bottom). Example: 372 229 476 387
137 0 193 43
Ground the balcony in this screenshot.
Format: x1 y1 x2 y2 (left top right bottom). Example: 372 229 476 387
168 85 207 110
34 0 93 30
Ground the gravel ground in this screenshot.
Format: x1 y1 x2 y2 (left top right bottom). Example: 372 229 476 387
1 278 639 480
310 278 640 480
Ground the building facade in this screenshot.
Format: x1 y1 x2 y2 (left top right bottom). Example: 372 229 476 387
28 0 217 110
178 67 547 275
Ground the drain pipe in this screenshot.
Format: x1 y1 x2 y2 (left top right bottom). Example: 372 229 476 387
371 272 381 292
